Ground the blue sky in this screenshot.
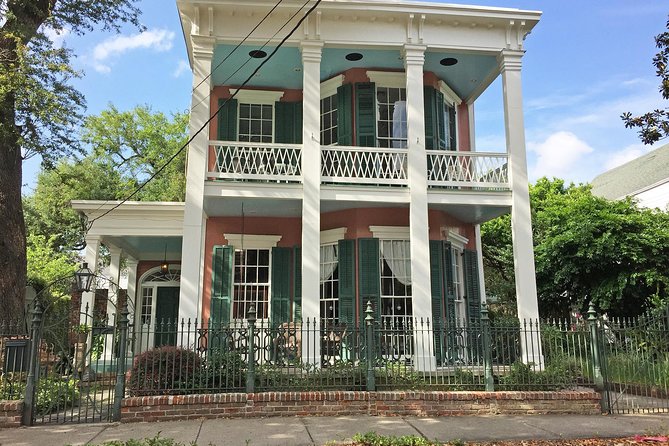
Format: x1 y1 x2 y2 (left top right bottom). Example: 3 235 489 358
23 0 668 192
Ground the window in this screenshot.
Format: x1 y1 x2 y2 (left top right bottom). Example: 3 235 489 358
320 243 339 325
141 287 153 325
444 103 456 150
376 87 407 148
232 249 270 319
238 104 273 143
320 94 338 146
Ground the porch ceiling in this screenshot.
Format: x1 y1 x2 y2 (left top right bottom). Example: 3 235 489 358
103 236 183 262
211 44 498 100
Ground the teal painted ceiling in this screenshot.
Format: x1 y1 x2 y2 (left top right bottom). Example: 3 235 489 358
211 44 498 100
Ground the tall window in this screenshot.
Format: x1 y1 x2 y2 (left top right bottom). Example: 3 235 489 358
379 239 412 361
232 249 270 319
451 246 466 323
444 102 456 150
320 243 339 325
320 94 338 146
238 103 273 143
376 87 407 148
141 287 153 325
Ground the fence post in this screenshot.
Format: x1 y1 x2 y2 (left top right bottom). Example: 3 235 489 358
365 301 375 392
480 303 495 391
22 299 43 426
587 304 607 412
246 305 257 393
112 302 129 421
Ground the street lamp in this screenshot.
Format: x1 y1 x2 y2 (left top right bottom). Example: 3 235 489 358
74 262 95 293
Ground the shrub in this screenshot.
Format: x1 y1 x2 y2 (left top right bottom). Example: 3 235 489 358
192 349 246 391
35 375 79 415
498 355 582 391
0 373 26 400
127 346 202 396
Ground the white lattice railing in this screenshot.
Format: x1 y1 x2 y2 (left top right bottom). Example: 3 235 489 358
208 141 302 182
321 145 408 185
427 151 509 189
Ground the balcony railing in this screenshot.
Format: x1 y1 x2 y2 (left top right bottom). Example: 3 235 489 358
427 151 509 190
208 141 302 183
321 145 408 186
207 142 508 190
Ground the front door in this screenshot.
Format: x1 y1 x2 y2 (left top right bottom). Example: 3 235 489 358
155 286 179 347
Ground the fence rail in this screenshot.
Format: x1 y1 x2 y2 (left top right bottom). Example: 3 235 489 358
427 150 509 189
321 145 408 186
208 141 302 183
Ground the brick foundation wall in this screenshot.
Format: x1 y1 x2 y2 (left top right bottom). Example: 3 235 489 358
120 390 601 422
0 400 23 428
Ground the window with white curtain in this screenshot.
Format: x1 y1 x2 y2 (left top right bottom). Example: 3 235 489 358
376 87 407 148
320 243 339 325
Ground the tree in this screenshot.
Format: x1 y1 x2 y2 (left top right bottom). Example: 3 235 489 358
0 0 141 322
621 16 669 144
81 105 188 202
482 178 669 318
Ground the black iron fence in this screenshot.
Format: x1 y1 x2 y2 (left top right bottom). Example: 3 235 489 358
0 320 29 401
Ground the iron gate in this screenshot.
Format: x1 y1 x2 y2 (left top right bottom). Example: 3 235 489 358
22 295 129 425
599 308 669 414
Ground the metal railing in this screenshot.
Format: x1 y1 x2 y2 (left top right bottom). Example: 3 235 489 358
427 151 509 189
321 145 408 186
0 320 29 401
208 141 302 183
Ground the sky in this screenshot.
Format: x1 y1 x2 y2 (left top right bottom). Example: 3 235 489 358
22 0 669 192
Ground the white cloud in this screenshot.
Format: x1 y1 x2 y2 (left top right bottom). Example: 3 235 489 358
92 28 175 73
43 26 70 47
528 131 594 180
173 59 190 78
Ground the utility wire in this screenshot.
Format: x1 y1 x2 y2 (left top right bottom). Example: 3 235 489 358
188 0 310 115
86 0 322 230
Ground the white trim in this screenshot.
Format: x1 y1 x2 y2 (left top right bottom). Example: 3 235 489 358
439 80 462 106
321 75 343 99
367 71 406 89
230 89 284 105
224 233 282 249
320 227 347 245
369 225 410 240
444 229 469 251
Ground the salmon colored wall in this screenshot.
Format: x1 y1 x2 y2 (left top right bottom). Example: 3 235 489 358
423 72 440 89
457 102 471 151
201 216 301 320
342 68 370 84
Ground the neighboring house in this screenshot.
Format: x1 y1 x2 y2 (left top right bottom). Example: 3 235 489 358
591 143 669 210
72 0 542 368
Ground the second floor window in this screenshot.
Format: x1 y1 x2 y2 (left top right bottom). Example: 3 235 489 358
376 87 407 149
238 103 273 143
321 94 338 146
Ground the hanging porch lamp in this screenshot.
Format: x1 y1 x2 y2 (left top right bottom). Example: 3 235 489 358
75 262 95 293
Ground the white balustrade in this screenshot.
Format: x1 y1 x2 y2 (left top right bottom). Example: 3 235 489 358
208 141 302 182
427 151 509 189
321 145 408 186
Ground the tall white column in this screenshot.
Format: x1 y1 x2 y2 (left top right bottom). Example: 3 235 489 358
107 245 122 319
125 259 138 324
300 41 323 365
474 225 487 304
80 236 101 324
499 49 542 366
179 35 215 323
404 44 435 371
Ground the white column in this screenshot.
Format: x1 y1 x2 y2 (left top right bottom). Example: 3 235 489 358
474 225 487 304
300 41 323 365
107 245 122 321
80 236 101 324
499 49 542 366
179 35 215 323
126 258 139 353
404 44 435 371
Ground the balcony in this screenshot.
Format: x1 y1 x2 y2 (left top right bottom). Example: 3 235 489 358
207 140 509 191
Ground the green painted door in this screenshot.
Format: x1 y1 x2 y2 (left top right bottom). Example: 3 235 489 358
155 286 179 347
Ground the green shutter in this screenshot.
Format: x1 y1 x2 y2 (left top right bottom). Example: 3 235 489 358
447 104 456 150
442 241 458 363
293 246 302 321
358 238 380 326
217 98 238 141
436 91 446 150
355 82 376 147
337 84 353 146
275 101 303 144
338 239 356 326
211 245 234 328
429 240 445 365
271 247 292 326
424 87 436 150
464 249 481 326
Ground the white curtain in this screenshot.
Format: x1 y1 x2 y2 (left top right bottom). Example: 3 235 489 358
320 245 338 281
380 240 412 286
392 101 408 148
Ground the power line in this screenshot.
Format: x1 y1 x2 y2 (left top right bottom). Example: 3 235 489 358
86 0 322 230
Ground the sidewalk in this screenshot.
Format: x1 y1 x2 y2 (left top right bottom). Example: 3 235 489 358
1 414 668 446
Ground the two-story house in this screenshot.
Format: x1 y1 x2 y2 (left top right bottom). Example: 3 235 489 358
73 0 542 368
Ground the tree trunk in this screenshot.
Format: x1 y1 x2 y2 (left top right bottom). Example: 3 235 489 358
0 125 27 324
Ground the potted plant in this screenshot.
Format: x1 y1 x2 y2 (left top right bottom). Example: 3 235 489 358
72 324 91 343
